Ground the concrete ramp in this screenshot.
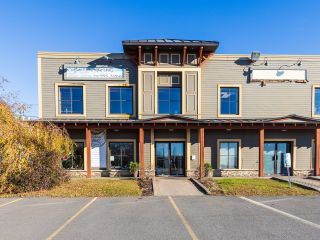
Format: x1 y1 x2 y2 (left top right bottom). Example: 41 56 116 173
154 177 204 196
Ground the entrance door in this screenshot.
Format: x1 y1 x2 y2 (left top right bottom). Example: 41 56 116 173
156 142 185 176
264 142 291 176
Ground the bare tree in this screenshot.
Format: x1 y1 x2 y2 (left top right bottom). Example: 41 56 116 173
0 76 29 116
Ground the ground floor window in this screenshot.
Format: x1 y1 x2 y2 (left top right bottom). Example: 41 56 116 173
109 142 134 169
219 141 239 169
62 142 85 170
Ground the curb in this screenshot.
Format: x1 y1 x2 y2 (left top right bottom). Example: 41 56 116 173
151 177 157 196
271 177 320 192
190 178 211 195
307 176 320 182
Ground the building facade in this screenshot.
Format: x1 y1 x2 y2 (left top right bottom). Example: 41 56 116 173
38 39 320 178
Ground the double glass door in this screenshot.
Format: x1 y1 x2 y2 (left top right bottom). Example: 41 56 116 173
156 142 185 176
264 142 291 176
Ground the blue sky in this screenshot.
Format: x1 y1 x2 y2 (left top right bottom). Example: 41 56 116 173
0 0 319 117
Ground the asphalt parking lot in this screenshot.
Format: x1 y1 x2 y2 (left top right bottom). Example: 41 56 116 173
0 196 319 240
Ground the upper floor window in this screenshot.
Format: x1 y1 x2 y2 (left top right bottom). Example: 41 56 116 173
313 86 320 116
187 54 197 65
143 53 153 64
59 86 84 115
158 87 181 114
219 141 239 169
171 53 181 64
159 53 169 64
219 86 240 116
109 87 133 115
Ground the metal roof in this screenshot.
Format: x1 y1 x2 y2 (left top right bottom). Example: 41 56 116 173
122 39 219 46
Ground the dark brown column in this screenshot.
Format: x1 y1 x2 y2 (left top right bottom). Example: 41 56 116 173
198 46 203 66
154 46 158 66
199 127 205 178
139 128 144 178
315 128 320 176
259 128 265 177
182 46 187 66
138 46 142 66
86 127 91 178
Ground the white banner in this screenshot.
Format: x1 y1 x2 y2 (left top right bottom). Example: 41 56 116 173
64 65 125 80
91 131 106 169
251 69 307 81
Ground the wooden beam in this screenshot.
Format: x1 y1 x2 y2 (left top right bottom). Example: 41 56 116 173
315 128 320 176
139 128 144 178
138 46 142 66
198 46 203 66
85 127 91 178
259 128 265 177
199 127 205 178
182 46 187 66
154 46 158 66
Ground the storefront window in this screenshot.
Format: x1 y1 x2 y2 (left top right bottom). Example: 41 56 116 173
109 142 134 169
62 142 85 170
59 86 84 114
314 87 320 115
219 141 239 169
109 87 133 115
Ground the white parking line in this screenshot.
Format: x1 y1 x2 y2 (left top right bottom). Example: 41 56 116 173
46 197 97 240
261 197 293 203
0 198 22 208
240 196 320 230
168 196 199 240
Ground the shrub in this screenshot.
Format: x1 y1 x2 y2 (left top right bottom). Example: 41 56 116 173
0 103 73 194
204 163 212 177
129 161 139 177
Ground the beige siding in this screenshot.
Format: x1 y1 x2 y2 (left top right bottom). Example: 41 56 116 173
201 57 320 119
144 130 151 170
41 57 137 119
190 130 199 170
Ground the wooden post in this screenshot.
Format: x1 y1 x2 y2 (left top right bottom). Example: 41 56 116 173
259 128 265 177
138 46 142 66
182 46 187 66
199 128 205 178
86 127 91 178
154 46 158 66
198 46 203 66
315 128 320 176
139 128 144 178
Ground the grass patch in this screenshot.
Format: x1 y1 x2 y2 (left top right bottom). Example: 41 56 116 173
214 178 319 196
0 179 142 198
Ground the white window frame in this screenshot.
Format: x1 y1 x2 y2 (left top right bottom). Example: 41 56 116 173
217 84 242 118
217 139 242 169
171 75 180 85
187 54 197 65
171 53 181 64
159 53 169 64
143 53 153 64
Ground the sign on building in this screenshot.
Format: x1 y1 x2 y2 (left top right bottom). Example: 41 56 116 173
91 131 107 169
64 65 125 80
250 69 307 82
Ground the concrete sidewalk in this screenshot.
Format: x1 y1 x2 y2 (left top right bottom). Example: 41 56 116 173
153 177 204 196
273 176 320 191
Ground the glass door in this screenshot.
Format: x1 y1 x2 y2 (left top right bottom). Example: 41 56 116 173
264 142 291 176
170 142 185 176
156 143 170 175
155 142 185 176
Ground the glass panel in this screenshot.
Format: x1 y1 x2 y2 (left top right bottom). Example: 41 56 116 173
315 88 320 115
159 54 169 64
264 143 276 175
109 142 134 169
156 143 170 175
187 54 197 64
59 87 83 114
63 142 84 170
170 143 184 175
220 87 239 115
109 87 133 114
219 142 238 169
171 54 180 64
158 88 181 114
277 143 289 175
